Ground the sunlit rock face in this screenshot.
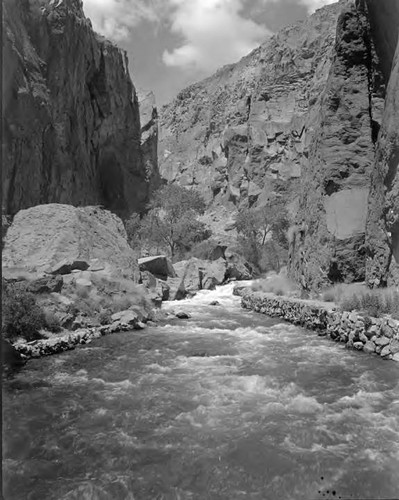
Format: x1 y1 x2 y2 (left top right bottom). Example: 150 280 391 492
160 0 399 290
2 0 150 218
365 0 399 287
159 2 346 215
290 0 387 290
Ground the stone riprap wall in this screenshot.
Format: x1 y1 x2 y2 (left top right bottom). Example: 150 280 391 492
239 290 399 361
12 318 147 361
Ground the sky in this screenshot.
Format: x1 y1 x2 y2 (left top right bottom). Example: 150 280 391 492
82 0 337 106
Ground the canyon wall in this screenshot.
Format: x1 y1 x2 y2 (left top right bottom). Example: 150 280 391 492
365 0 399 287
2 0 155 218
159 2 346 217
159 0 399 290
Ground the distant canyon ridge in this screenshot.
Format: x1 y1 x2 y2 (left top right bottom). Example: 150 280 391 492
2 0 399 290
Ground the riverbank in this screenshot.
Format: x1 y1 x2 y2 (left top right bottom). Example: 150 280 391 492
237 288 399 361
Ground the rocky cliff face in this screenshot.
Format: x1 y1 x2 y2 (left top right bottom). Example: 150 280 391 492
159 0 399 290
159 2 347 215
289 0 387 290
3 0 153 217
365 0 399 287
139 91 162 195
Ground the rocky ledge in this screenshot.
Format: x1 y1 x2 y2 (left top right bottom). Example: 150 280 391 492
237 289 399 361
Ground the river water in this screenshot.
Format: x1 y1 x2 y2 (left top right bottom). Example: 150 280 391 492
3 283 399 500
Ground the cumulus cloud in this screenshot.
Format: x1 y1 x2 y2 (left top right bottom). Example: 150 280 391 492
298 0 337 12
162 0 271 72
262 0 337 14
82 0 164 41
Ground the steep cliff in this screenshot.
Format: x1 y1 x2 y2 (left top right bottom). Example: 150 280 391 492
139 91 162 196
289 0 386 290
365 0 399 287
2 0 151 217
159 2 347 215
159 0 399 290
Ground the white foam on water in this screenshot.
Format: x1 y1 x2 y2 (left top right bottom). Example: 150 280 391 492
287 394 324 414
94 408 108 416
145 363 173 374
334 390 386 410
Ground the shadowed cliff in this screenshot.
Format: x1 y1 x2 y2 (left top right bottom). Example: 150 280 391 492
2 0 156 218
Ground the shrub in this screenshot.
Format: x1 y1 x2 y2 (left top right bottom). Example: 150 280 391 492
2 286 46 341
44 311 62 333
98 310 112 325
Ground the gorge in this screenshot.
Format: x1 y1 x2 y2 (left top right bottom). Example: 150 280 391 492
2 1 399 498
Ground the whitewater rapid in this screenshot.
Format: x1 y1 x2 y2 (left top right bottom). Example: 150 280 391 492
3 283 399 499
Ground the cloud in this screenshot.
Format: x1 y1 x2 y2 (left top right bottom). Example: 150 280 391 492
162 0 271 73
298 0 337 12
82 0 165 41
262 0 337 14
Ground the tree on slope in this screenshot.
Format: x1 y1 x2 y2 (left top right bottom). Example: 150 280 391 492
235 197 289 272
126 185 210 259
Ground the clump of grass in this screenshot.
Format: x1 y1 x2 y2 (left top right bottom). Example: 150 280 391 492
320 283 369 304
321 289 336 302
67 276 152 322
44 311 62 333
339 287 399 318
251 272 299 297
98 310 112 325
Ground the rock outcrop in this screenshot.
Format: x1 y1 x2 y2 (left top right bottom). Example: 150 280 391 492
159 2 346 213
289 0 387 290
2 0 152 217
365 0 399 287
2 204 139 279
159 0 399 290
139 91 162 195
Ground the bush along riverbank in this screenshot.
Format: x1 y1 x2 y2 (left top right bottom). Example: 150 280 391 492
237 288 399 361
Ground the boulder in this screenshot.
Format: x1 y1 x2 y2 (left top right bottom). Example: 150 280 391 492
140 270 158 289
173 257 227 294
363 341 376 354
176 311 191 319
28 275 63 294
173 259 202 293
138 255 176 280
225 250 253 281
50 259 89 275
110 310 145 330
2 204 139 279
140 270 170 304
200 259 227 290
166 277 187 301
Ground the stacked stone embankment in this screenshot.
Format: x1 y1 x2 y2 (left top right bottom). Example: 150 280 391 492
238 289 399 361
12 318 147 361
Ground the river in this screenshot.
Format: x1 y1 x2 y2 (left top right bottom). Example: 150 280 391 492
3 283 399 500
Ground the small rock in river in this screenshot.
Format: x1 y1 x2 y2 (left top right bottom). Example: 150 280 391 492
210 301 220 306
176 311 191 319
